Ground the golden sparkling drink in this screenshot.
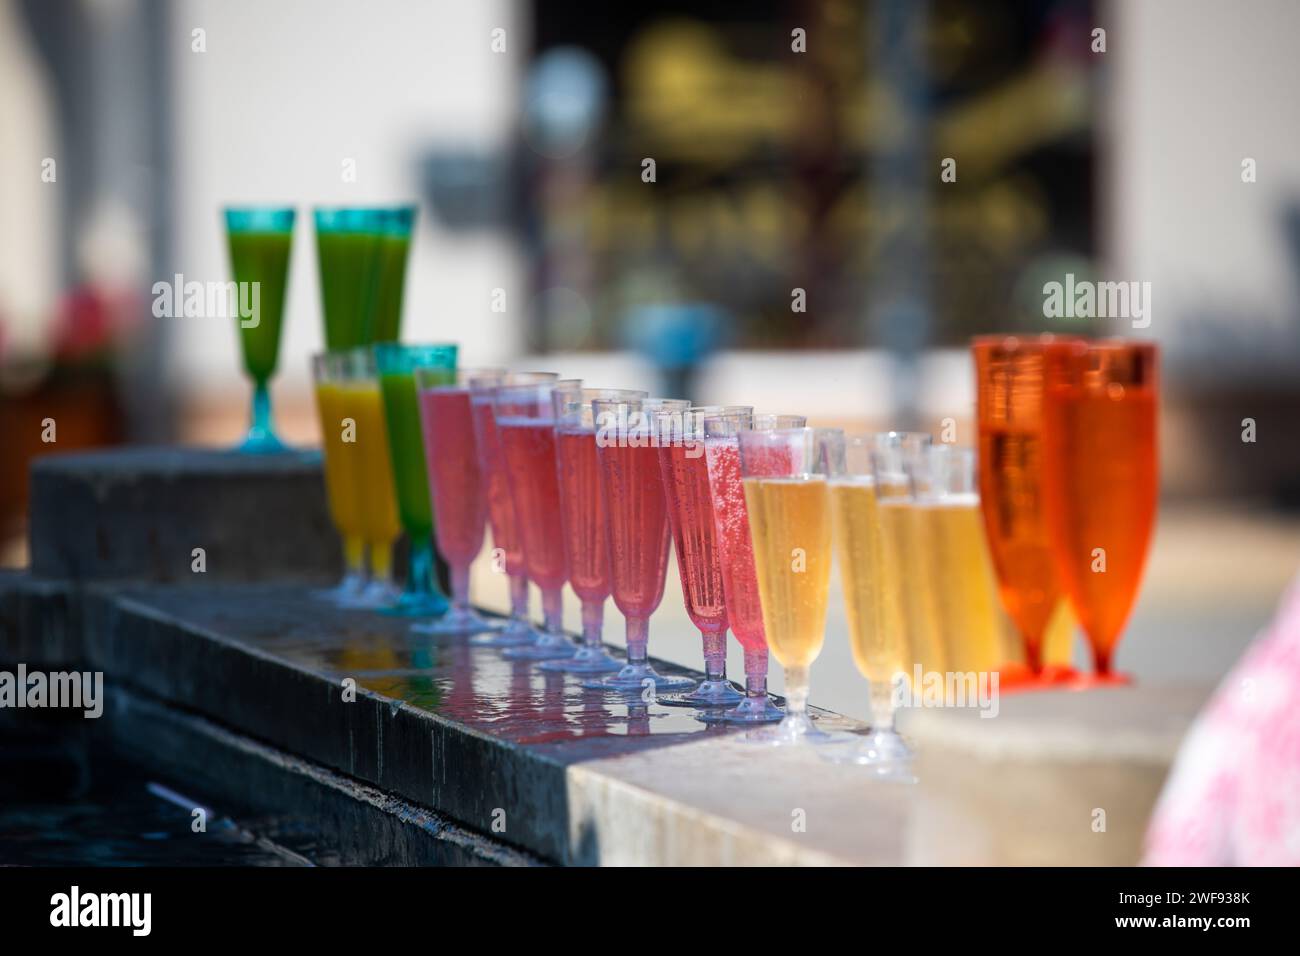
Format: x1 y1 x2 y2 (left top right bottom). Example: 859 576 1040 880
314 382 365 570
830 479 907 685
743 476 832 669
920 496 1002 674
340 382 401 575
877 500 946 678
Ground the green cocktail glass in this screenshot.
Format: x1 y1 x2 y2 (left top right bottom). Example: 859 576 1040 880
372 207 416 344
225 206 294 453
314 207 383 350
375 342 458 617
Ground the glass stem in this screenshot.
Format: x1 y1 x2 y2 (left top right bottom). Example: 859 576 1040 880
371 540 392 580
451 562 471 611
581 600 603 650
625 616 649 666
542 588 564 635
702 627 727 683
509 573 530 621
784 664 810 720
406 536 435 594
743 647 768 698
343 535 365 576
870 679 896 735
250 379 273 437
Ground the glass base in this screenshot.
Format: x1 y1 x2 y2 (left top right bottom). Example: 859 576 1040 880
503 633 577 661
582 662 696 694
381 588 451 618
411 605 504 636
699 694 784 724
469 619 537 648
236 429 288 454
657 678 742 708
313 573 366 606
742 711 843 747
539 645 623 674
354 579 401 609
819 729 917 781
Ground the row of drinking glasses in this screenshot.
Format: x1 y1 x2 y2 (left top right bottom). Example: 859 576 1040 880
308 340 1158 781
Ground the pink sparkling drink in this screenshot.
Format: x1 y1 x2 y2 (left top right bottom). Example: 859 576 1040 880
699 412 805 723
498 420 568 592
557 427 610 602
656 405 751 707
583 397 695 692
469 372 558 646
420 387 487 566
472 396 526 576
412 367 506 636
495 379 577 660
602 442 672 620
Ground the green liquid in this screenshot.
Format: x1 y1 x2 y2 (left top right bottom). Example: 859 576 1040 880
372 233 411 343
380 368 449 537
227 230 292 382
316 229 381 350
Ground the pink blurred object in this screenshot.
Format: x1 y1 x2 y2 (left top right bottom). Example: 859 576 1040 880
1144 574 1300 866
50 284 137 362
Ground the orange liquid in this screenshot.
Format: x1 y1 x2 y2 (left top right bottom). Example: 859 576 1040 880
976 425 1059 670
1042 383 1157 673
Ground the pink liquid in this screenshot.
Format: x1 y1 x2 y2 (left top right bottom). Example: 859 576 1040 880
660 442 726 632
471 396 525 574
556 427 610 603
597 442 671 619
704 438 766 652
419 387 487 566
499 419 567 592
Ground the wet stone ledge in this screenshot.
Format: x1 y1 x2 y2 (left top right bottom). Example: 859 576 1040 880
5 449 1207 866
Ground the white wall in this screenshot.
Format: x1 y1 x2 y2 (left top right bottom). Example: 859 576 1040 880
1108 0 1300 354
169 0 526 392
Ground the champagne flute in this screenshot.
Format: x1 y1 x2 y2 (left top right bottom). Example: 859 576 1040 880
496 379 580 661
224 206 294 453
1041 339 1159 684
972 334 1080 683
374 342 456 618
469 371 559 648
916 445 1004 675
311 350 366 604
346 346 405 607
656 405 754 708
542 384 649 674
822 432 919 773
583 397 695 693
699 412 806 724
413 367 507 635
738 426 843 744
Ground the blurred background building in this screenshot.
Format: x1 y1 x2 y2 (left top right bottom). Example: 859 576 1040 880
3 0 1298 716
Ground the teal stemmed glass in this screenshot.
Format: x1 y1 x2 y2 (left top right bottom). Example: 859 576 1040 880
224 206 294 453
375 342 457 618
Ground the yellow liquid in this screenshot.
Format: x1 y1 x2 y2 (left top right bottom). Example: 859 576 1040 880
1000 600 1076 668
315 382 365 567
341 382 401 572
920 496 1002 674
743 476 832 669
877 500 946 679
830 479 906 685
